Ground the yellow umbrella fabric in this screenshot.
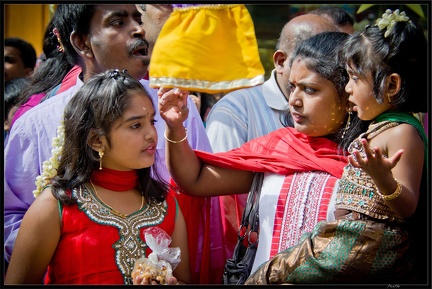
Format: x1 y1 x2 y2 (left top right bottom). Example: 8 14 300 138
149 4 265 94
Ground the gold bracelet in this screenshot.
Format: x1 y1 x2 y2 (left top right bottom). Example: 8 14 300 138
164 128 188 144
377 178 402 201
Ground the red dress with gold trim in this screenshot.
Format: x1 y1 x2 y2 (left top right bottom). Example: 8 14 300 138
44 183 177 284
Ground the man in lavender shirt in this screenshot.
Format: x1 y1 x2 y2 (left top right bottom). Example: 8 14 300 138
4 4 212 264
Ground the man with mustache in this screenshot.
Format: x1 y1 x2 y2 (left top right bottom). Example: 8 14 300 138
4 4 212 272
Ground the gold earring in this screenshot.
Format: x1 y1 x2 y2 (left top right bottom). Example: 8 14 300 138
387 93 392 104
52 28 64 53
98 149 104 170
341 110 352 139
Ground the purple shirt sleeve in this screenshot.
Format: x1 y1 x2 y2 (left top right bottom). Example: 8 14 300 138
4 83 80 263
4 120 41 262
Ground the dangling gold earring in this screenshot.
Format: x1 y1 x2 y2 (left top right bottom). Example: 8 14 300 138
387 93 392 104
341 110 352 139
99 149 104 170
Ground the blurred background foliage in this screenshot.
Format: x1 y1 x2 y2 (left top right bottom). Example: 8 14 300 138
245 3 428 79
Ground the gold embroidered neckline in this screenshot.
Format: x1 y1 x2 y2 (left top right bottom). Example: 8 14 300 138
74 183 168 284
89 181 144 218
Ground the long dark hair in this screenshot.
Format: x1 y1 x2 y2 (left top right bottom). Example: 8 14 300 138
50 69 169 205
15 14 73 108
13 5 95 114
53 4 96 67
282 31 368 151
341 16 427 113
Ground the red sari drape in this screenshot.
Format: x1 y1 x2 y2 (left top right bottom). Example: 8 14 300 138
171 127 347 284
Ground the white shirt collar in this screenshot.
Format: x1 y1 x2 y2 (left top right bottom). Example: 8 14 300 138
262 69 289 111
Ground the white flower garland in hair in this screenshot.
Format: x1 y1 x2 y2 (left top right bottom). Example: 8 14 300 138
33 121 65 198
376 9 410 38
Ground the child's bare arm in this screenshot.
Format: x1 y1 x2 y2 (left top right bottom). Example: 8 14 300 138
5 188 61 284
349 124 424 218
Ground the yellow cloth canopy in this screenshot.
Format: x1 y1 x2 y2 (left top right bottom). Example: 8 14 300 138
149 4 265 94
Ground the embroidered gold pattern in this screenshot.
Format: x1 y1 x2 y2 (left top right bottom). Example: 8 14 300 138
335 121 405 223
149 74 265 92
174 4 242 11
73 183 168 284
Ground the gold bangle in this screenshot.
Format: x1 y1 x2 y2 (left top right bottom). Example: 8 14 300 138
377 178 402 201
164 128 188 144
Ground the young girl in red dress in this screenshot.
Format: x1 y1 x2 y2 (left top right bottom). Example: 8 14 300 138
5 69 191 285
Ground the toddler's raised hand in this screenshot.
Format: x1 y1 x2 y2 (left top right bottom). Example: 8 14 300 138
348 138 404 178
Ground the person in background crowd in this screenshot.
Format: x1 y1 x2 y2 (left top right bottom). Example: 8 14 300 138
136 4 173 58
4 78 29 141
204 13 338 265
4 37 37 83
195 91 225 127
309 6 355 34
52 4 174 87
8 17 73 129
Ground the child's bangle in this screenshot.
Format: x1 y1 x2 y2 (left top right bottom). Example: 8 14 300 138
377 179 402 201
164 128 188 144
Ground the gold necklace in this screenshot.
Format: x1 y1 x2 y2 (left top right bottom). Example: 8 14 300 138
89 181 144 218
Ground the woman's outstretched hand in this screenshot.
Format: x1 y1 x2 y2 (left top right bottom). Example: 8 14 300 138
158 87 190 128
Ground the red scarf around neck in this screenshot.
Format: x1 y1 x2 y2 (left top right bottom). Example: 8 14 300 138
91 168 138 191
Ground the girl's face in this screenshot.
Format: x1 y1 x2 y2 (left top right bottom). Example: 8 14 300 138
345 65 391 121
288 57 347 137
101 91 157 171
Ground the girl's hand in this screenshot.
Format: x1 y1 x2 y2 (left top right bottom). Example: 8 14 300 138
133 275 179 285
158 87 189 128
166 277 179 285
348 138 404 178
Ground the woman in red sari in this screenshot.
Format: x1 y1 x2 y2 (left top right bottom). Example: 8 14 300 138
158 32 367 283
